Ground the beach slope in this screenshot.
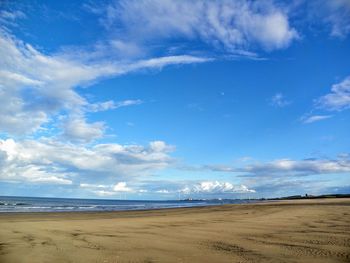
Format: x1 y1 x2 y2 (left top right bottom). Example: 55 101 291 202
0 199 349 263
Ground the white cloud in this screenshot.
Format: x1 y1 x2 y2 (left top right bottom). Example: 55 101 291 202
80 183 108 189
128 55 211 69
0 10 26 26
87 100 117 112
113 182 133 192
316 76 350 111
93 190 117 197
244 158 350 175
0 10 25 20
285 0 350 38
156 189 170 194
204 155 350 177
0 31 103 135
101 0 298 54
0 138 175 185
62 116 105 143
181 181 255 194
270 93 291 107
327 0 350 37
88 99 143 113
301 115 332 124
110 40 144 59
149 141 175 152
79 181 150 196
77 180 256 197
300 76 350 124
0 140 71 185
0 30 209 138
311 0 350 37
114 99 143 108
0 154 73 185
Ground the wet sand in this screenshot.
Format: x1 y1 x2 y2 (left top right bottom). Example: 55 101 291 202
0 198 349 263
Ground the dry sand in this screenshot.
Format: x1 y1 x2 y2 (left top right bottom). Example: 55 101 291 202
0 198 349 263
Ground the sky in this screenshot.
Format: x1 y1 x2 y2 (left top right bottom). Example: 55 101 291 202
0 0 349 200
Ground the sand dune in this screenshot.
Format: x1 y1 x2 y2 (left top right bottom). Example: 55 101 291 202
0 199 349 263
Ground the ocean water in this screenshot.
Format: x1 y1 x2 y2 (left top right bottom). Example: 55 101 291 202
0 196 258 213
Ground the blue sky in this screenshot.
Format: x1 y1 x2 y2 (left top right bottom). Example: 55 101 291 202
0 0 349 199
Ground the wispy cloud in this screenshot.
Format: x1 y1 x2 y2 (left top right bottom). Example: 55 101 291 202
270 93 291 107
307 0 350 38
0 30 209 138
94 0 298 56
114 99 143 108
316 76 350 111
301 114 332 124
88 99 143 112
243 157 350 176
200 154 350 178
0 9 26 27
299 75 350 124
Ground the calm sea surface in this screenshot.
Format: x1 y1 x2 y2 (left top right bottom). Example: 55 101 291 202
0 196 259 212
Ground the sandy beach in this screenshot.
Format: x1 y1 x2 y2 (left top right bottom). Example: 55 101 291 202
0 199 349 263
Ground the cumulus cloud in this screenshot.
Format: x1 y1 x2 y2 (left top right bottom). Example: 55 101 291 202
79 181 150 196
0 138 175 185
77 179 256 197
0 30 209 138
113 182 133 192
0 28 207 189
0 139 73 185
316 76 350 111
149 141 175 152
180 181 255 194
92 190 117 197
61 116 105 143
100 0 298 54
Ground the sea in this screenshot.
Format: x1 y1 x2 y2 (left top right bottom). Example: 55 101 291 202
0 196 259 213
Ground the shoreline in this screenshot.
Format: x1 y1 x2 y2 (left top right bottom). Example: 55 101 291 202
1 196 348 216
0 202 259 214
0 197 261 213
0 197 346 217
1 198 349 262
